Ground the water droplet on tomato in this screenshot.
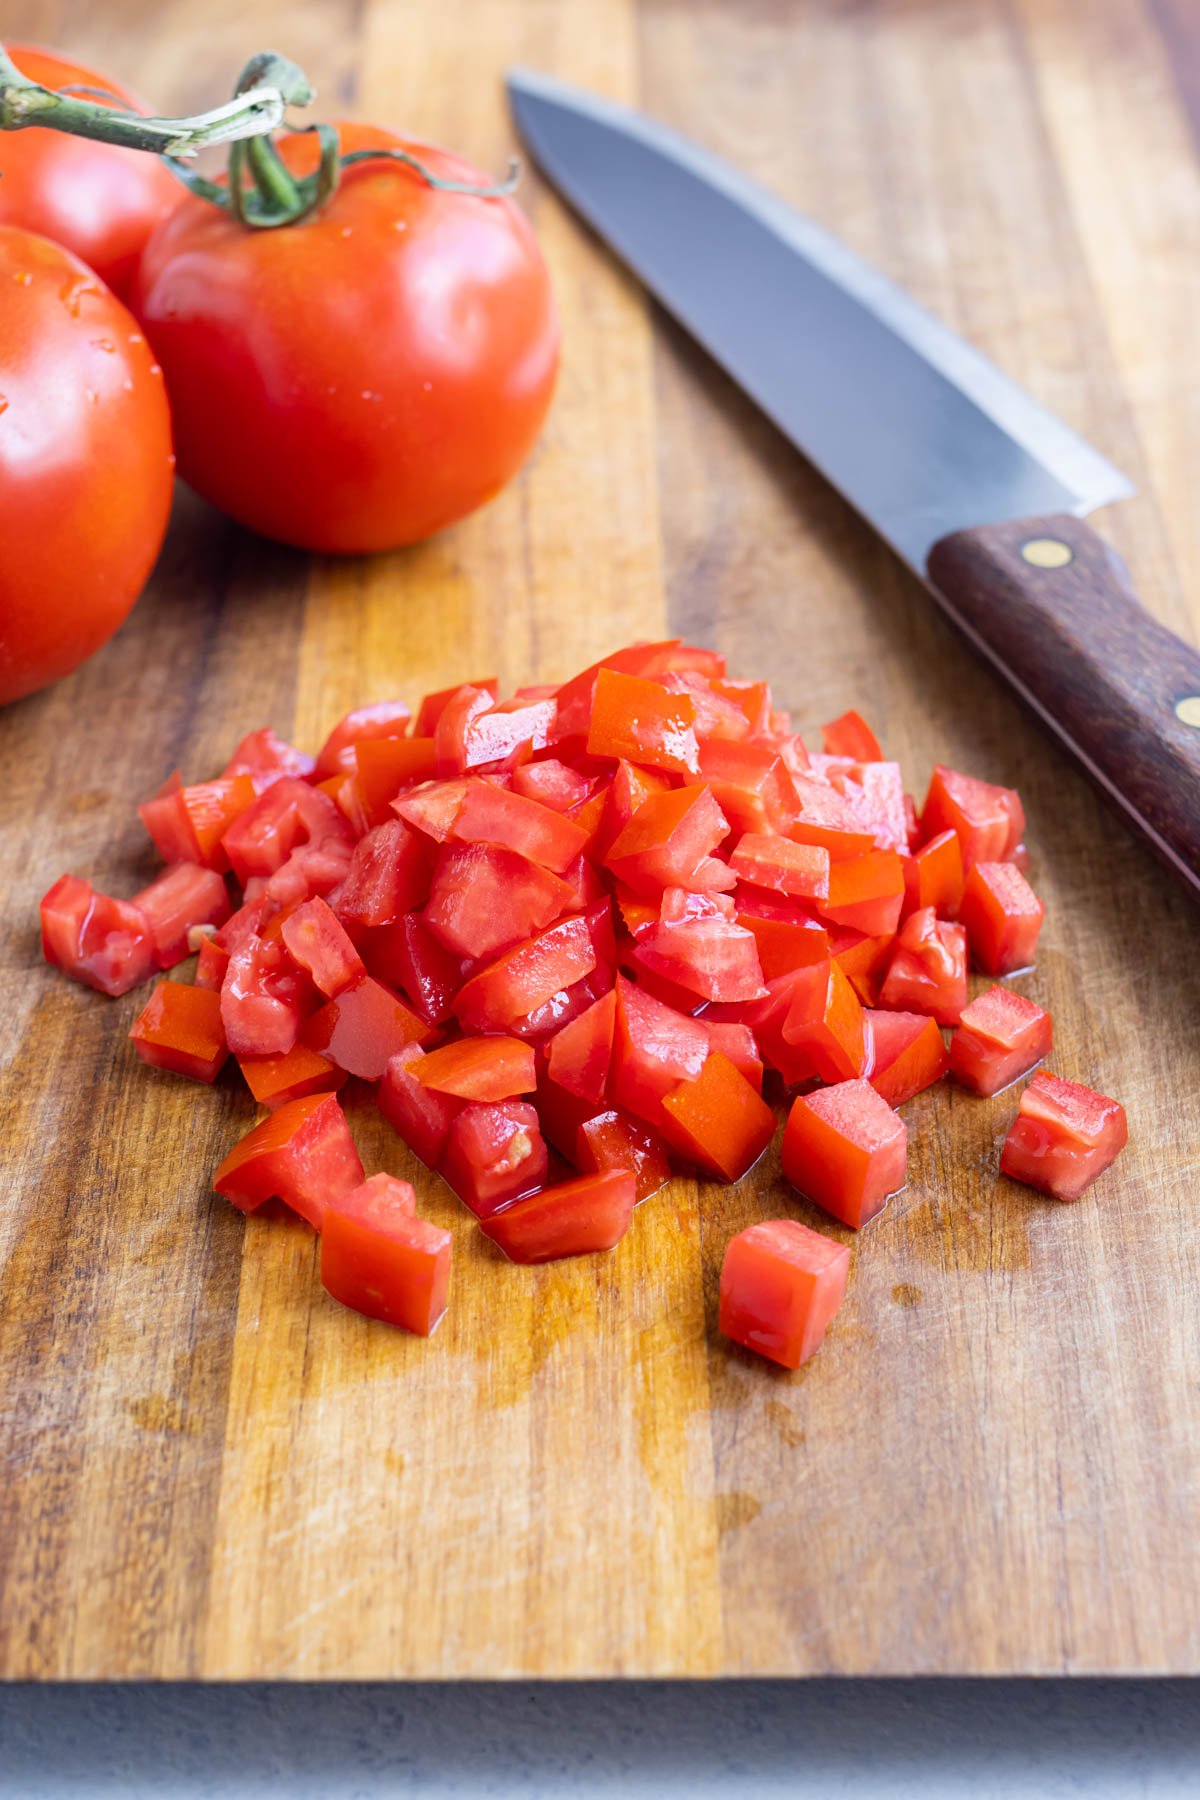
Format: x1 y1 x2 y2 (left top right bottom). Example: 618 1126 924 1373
340 226 353 238
393 219 407 231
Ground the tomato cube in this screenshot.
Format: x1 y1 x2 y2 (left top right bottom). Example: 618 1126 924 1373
738 912 829 981
221 777 338 883
816 850 905 937
280 895 365 997
610 975 711 1126
691 740 800 836
335 819 434 928
1000 1070 1127 1200
574 1109 671 1201
959 861 1045 975
303 976 433 1080
424 843 572 961
221 936 313 1057
546 987 617 1105
919 764 1024 867
728 833 830 901
357 915 463 1024
139 774 256 871
453 914 598 1034
239 1042 345 1110
40 875 156 997
212 1092 364 1230
821 708 883 762
786 776 875 859
415 677 498 737
832 930 894 1007
221 727 315 791
195 934 231 992
129 981 228 1083
901 828 964 921
511 758 594 813
719 1219 850 1369
441 1100 549 1218
354 737 439 825
449 778 589 874
605 785 733 896
316 700 412 778
878 906 968 1026
586 666 701 775
661 1052 776 1181
780 956 868 1084
864 1009 948 1106
321 1173 451 1334
950 985 1052 1097
480 1170 636 1264
413 1036 537 1102
378 1043 463 1166
130 863 230 971
634 893 766 1004
782 1078 907 1228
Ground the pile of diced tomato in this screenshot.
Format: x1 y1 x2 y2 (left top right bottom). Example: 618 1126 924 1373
39 640 1127 1367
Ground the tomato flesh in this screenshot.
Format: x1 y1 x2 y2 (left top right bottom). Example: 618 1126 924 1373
213 1093 364 1230
413 1036 537 1102
320 1173 451 1333
950 986 1052 1097
878 906 968 1026
920 764 1024 868
574 1110 671 1202
303 976 432 1080
782 1078 907 1228
864 1009 949 1106
958 861 1045 975
129 981 228 1083
134 862 231 969
661 1052 776 1181
280 895 365 997
441 1100 549 1218
480 1170 636 1264
719 1219 850 1370
1000 1070 1127 1200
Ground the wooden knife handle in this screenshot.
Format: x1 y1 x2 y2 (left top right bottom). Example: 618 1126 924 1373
926 513 1200 898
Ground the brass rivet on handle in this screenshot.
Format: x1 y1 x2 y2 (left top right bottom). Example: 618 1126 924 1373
1021 537 1073 569
1175 696 1200 729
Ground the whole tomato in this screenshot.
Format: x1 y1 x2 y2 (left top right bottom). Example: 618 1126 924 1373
0 227 175 705
0 46 180 299
133 124 560 553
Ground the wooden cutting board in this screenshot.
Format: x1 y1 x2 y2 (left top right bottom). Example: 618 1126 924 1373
2 0 1199 1679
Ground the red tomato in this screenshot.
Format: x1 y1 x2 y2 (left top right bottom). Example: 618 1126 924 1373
877 906 968 1026
949 986 1052 1097
779 956 868 1084
379 1044 464 1167
133 124 559 552
441 1100 548 1217
303 976 433 1080
280 896 365 997
40 875 156 996
479 1170 636 1264
782 1078 907 1229
661 1052 776 1182
321 1173 451 1334
546 989 617 1104
574 1110 670 1203
129 981 228 1083
133 862 230 969
239 1043 345 1111
958 861 1045 976
1000 1071 1127 1201
0 228 173 705
212 1092 364 1230
864 1009 949 1107
719 1219 850 1370
412 1036 537 1102
0 47 179 297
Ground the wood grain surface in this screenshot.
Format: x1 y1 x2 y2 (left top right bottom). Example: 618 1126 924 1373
2 0 1199 1679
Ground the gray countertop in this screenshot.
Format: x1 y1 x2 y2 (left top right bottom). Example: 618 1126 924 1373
2 1681 1199 1797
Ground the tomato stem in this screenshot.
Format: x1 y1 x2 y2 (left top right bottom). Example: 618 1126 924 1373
0 42 291 156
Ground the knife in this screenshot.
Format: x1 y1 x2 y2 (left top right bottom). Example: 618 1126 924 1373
507 68 1200 900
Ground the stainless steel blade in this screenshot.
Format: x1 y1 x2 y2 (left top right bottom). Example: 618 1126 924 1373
507 68 1132 573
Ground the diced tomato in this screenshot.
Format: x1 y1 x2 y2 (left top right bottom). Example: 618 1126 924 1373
459 697 557 771
221 935 313 1057
864 1009 948 1106
480 1170 636 1264
719 1219 850 1370
546 987 616 1105
691 740 800 836
740 975 829 1087
596 760 673 857
333 820 433 929
610 975 711 1127
413 1035 537 1101
535 1071 599 1160
786 776 875 859
605 785 733 896
129 981 228 1083
738 912 829 980
919 764 1024 867
552 641 683 739
782 1078 907 1228
280 896 365 997
842 761 908 855
448 778 589 874
222 778 345 884
816 850 905 937
586 667 701 776
316 700 412 778
240 1042 345 1110
877 906 968 1026
711 676 773 737
574 1109 671 1201
661 1052 776 1181
415 677 498 737
212 1092 363 1230
304 976 433 1079
321 1173 451 1334
958 861 1045 975
441 1100 548 1217
221 727 316 792
832 930 894 1007
358 914 463 1024
902 827 964 921
216 897 270 955
454 914 598 1033
262 826 356 911
511 758 594 813
821 708 883 762
130 862 230 970
423 843 571 961
40 875 156 997
355 737 439 825
139 773 256 871
780 956 868 1083
729 833 830 901
703 1021 764 1092
195 935 231 992
950 985 1051 1097
665 670 753 742
378 1043 463 1166
634 891 765 1003
1000 1070 1127 1201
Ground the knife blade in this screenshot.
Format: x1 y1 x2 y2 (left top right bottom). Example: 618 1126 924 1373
508 67 1200 898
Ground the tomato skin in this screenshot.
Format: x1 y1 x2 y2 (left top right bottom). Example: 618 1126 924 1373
661 1051 776 1182
321 1173 451 1334
129 981 228 1083
212 1092 364 1229
413 1035 537 1102
133 125 559 553
719 1219 850 1370
0 228 173 706
0 48 179 298
782 1078 907 1229
378 1043 464 1167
